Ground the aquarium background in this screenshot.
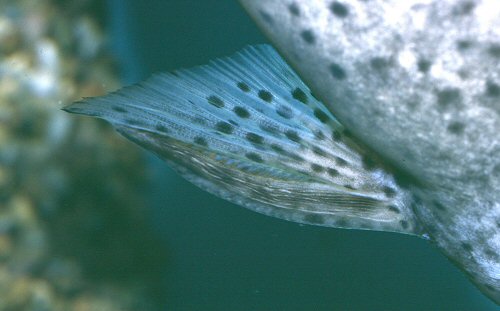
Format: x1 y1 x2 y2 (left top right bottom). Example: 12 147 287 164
104 1 498 310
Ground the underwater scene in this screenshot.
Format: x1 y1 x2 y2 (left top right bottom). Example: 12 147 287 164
1 0 499 310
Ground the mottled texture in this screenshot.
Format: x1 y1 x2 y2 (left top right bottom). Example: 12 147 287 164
239 0 500 303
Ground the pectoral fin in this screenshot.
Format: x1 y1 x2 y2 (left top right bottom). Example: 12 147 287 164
64 45 421 235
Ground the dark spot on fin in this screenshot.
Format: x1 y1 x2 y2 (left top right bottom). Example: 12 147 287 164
112 106 128 113
285 130 301 143
258 90 273 102
246 152 264 163
327 168 339 177
155 124 169 133
215 121 234 134
276 105 294 119
207 95 225 108
311 164 324 173
246 132 264 144
237 82 250 92
194 136 208 146
314 108 330 123
329 63 347 80
292 87 308 104
234 106 250 118
383 186 397 198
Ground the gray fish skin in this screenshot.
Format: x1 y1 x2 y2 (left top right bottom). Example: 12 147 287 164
239 0 500 303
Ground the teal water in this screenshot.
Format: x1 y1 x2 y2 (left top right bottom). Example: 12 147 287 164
108 1 497 310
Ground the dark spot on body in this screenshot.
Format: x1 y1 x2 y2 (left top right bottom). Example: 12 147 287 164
215 121 234 134
314 108 330 123
485 285 496 292
417 59 432 73
329 63 347 80
301 30 316 44
330 2 349 18
288 3 300 16
335 157 347 166
246 132 264 144
400 220 409 229
292 87 308 104
447 121 465 135
259 10 274 25
285 130 301 143
383 186 397 198
487 44 500 58
327 168 339 177
370 57 391 71
461 242 473 252
112 106 128 113
207 95 224 108
311 164 324 173
229 120 238 126
457 40 473 51
388 205 400 214
343 184 355 190
313 146 328 157
194 136 207 146
234 106 250 118
246 152 264 163
237 82 250 92
433 201 447 212
486 81 500 97
485 248 500 261
258 90 273 102
436 88 462 109
455 1 475 15
304 213 325 224
276 105 294 119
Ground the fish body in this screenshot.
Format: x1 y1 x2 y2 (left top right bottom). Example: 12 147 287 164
64 0 500 304
239 0 500 303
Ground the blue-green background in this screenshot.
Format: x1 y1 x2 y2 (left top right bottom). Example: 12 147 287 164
107 1 497 310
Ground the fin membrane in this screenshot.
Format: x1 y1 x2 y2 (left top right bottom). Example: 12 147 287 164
64 44 420 235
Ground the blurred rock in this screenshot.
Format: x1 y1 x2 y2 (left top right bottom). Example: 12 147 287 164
0 0 168 310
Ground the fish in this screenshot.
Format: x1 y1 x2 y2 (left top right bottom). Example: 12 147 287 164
63 0 500 304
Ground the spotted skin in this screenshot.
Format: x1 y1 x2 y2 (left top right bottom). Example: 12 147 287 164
239 0 500 303
64 45 421 236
